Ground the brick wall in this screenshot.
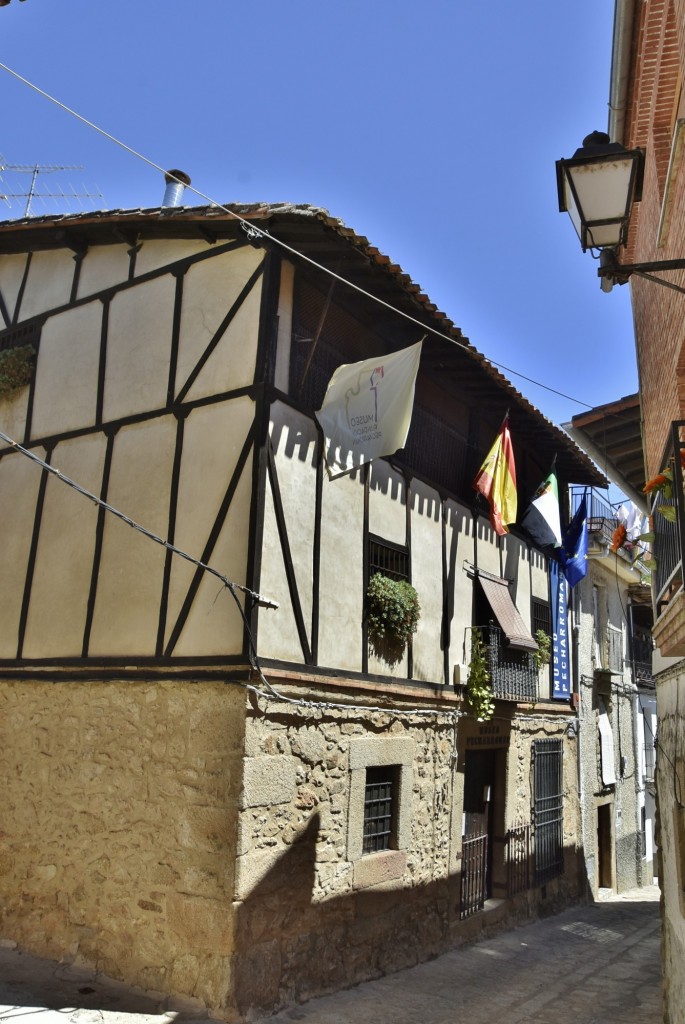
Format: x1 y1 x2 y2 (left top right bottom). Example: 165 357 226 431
623 0 685 477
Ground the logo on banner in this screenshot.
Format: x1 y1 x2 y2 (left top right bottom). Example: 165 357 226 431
345 365 385 445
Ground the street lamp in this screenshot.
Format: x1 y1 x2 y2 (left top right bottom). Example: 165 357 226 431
557 131 685 293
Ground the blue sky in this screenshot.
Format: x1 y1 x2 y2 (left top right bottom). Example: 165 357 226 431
0 0 636 448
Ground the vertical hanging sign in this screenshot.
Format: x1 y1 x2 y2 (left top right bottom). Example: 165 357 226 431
550 558 570 699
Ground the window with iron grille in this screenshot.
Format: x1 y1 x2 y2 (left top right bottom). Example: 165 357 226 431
533 738 564 884
368 534 409 583
532 599 551 637
363 765 398 854
0 322 40 354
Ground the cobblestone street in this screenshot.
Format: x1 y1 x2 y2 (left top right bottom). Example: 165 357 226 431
0 886 662 1024
266 886 662 1024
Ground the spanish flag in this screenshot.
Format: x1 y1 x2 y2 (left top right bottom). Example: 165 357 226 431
473 417 517 536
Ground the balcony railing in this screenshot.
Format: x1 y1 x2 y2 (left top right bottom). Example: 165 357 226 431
631 627 654 685
652 421 685 616
487 626 538 702
570 487 651 571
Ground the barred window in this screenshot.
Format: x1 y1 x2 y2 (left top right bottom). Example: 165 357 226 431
0 321 41 353
534 738 564 884
532 599 551 637
363 765 398 854
368 534 409 582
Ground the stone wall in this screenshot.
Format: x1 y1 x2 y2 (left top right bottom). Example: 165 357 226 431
0 678 246 1015
232 692 459 1017
232 689 585 1018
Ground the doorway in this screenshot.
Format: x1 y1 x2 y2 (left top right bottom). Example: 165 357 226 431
597 802 614 890
461 750 497 914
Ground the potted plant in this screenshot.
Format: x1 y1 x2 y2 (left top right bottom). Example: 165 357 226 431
533 629 552 671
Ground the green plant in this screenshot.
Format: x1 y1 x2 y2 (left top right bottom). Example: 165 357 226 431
0 345 35 397
366 573 420 661
533 629 552 670
466 628 495 722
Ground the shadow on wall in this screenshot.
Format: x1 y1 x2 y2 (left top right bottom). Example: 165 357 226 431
231 811 456 1019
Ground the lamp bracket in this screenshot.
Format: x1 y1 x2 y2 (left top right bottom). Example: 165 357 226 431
597 249 685 295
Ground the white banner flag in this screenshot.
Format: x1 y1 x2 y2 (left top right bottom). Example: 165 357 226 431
315 340 422 477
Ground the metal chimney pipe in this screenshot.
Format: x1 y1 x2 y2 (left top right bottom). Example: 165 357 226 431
162 169 191 208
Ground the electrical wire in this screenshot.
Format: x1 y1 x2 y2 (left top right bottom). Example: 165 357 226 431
0 427 463 725
0 427 279 610
0 59 599 413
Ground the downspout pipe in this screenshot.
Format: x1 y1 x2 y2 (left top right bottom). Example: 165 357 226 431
608 0 637 144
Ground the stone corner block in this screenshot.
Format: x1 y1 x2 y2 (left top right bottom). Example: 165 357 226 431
240 755 297 809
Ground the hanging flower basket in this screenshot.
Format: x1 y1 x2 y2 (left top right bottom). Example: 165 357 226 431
366 573 420 664
0 344 35 397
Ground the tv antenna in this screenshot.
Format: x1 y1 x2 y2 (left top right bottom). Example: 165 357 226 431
0 158 103 217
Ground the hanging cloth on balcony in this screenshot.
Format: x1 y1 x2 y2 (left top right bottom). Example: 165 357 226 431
477 573 537 651
598 701 617 786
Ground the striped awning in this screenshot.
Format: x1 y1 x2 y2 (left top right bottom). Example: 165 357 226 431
478 574 537 651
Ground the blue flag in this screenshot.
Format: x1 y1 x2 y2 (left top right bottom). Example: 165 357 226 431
559 495 588 587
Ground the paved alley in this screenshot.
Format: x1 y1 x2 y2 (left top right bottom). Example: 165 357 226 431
266 886 662 1024
0 886 661 1024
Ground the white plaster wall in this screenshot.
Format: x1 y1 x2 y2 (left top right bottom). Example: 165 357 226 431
134 239 209 277
274 260 294 394
164 397 255 658
0 253 29 323
474 515 501 576
0 384 28 450
367 461 409 677
18 250 75 321
30 302 102 438
171 466 253 657
22 434 106 657
445 500 476 679
77 244 130 299
410 479 444 683
0 450 44 656
88 417 176 655
502 534 532 630
176 247 264 402
530 547 549 600
258 404 318 663
368 461 406 545
317 468 364 672
104 276 176 422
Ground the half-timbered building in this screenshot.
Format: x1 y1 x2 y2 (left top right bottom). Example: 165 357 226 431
0 201 603 1020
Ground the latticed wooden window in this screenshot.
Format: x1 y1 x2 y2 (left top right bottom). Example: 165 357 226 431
363 765 397 854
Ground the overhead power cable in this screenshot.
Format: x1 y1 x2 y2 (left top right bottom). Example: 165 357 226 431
0 428 279 610
0 59 596 412
0 428 471 724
